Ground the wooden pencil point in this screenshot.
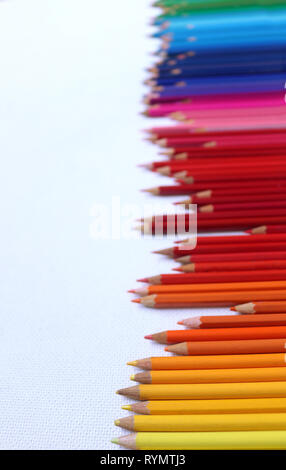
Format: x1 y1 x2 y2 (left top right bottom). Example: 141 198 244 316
111 438 119 445
132 299 141 304
251 226 267 234
141 187 159 195
127 361 138 366
114 420 120 426
130 375 135 381
116 386 140 400
234 302 256 314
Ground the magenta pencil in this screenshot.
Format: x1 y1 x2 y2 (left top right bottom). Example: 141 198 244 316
148 103 286 118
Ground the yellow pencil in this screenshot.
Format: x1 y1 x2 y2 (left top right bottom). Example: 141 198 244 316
111 430 286 449
115 413 286 432
122 397 286 415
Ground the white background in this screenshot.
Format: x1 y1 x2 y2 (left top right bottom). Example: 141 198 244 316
0 0 230 449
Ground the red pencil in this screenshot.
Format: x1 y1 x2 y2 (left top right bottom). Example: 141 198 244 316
155 242 286 258
143 180 286 196
155 159 286 177
199 201 286 213
176 193 286 206
156 135 286 148
180 167 286 184
176 251 286 264
175 259 286 273
144 210 286 223
178 233 286 245
148 122 286 140
138 270 286 285
148 156 286 171
168 148 286 159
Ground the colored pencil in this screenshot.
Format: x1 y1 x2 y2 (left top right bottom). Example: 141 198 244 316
131 368 286 385
115 413 286 432
155 241 286 255
165 338 286 355
138 271 286 285
232 301 286 314
122 397 286 415
179 313 286 328
199 201 286 213
127 353 286 370
176 251 286 264
145 326 286 343
111 431 286 450
143 180 286 196
175 259 286 273
147 125 286 139
131 280 286 296
179 193 286 206
248 225 286 234
117 381 286 400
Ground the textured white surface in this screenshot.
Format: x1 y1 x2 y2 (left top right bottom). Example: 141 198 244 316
0 0 236 449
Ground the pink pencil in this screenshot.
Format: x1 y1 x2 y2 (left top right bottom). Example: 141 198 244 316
170 115 286 129
167 106 286 121
148 98 286 117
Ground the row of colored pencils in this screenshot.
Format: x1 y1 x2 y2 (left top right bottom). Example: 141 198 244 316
113 0 286 450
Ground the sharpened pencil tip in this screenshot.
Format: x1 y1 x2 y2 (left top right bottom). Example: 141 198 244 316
128 289 135 293
111 438 119 445
114 420 120 426
132 299 141 304
172 267 182 272
137 278 148 283
130 375 135 381
230 307 236 311
127 361 138 366
164 347 169 352
144 335 153 340
122 405 132 411
177 321 183 325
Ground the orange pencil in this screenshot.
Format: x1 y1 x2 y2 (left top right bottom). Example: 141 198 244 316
145 327 286 345
131 367 286 384
134 291 286 308
179 314 286 329
127 354 286 371
232 301 286 314
130 281 286 296
165 338 286 356
175 259 286 273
